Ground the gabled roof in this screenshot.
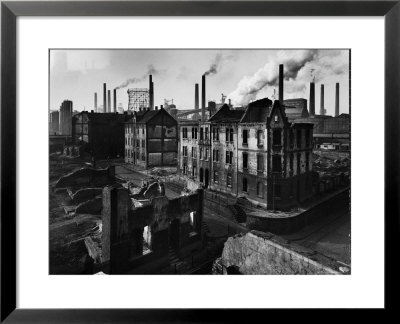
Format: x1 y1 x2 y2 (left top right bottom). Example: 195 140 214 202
126 107 177 124
267 100 290 127
75 111 130 123
209 104 246 123
240 98 272 123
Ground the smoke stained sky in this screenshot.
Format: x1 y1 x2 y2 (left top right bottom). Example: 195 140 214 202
50 49 350 115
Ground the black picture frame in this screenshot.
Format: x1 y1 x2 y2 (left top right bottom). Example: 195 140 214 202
1 0 398 322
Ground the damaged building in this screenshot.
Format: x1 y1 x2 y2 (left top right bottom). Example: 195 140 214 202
124 107 178 168
71 111 131 159
179 99 314 210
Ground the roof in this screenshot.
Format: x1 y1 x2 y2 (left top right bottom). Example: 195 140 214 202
284 105 309 121
240 98 272 123
209 104 246 123
126 108 177 125
75 111 130 124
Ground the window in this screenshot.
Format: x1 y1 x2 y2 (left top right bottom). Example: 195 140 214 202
136 139 140 147
205 148 209 161
142 128 145 135
142 226 152 255
243 152 248 169
213 127 219 141
200 128 204 140
230 128 234 142
192 127 198 139
192 166 197 177
225 128 229 141
199 148 203 160
213 149 219 162
257 155 264 172
225 127 234 142
257 130 263 146
183 146 188 157
189 211 197 233
305 129 310 147
272 155 281 172
297 129 302 148
226 151 233 164
242 178 248 192
290 153 294 172
273 129 281 145
289 130 294 147
297 153 301 173
205 127 209 140
142 139 145 148
257 182 263 197
183 163 187 174
274 115 279 122
182 127 188 139
191 147 197 158
242 129 248 145
213 170 219 183
227 173 232 188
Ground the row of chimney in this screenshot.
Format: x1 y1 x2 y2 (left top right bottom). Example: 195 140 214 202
278 64 341 117
94 74 156 113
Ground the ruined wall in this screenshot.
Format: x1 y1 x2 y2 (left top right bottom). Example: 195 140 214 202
221 231 342 275
102 187 204 274
55 166 115 189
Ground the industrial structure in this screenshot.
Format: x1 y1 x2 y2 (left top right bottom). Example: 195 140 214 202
59 100 73 135
49 110 60 135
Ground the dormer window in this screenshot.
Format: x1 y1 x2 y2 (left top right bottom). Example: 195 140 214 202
274 115 279 122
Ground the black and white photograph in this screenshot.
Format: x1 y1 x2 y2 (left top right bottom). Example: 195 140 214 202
49 49 351 275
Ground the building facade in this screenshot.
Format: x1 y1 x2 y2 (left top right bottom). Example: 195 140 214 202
49 110 60 135
125 108 178 168
178 99 314 211
72 111 130 158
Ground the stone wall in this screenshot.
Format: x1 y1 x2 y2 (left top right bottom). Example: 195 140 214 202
55 166 115 189
220 230 344 275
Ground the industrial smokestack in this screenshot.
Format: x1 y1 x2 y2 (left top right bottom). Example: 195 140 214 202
279 64 284 103
149 75 154 110
195 83 199 110
107 90 111 113
202 74 206 121
94 92 97 112
320 84 325 115
103 83 107 113
113 89 117 113
335 83 340 117
309 82 315 116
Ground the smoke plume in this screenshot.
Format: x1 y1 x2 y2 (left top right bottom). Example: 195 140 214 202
115 64 160 89
203 53 235 76
228 50 317 105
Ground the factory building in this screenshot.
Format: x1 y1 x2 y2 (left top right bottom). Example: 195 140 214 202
72 111 130 158
59 100 73 135
125 107 178 168
49 110 60 135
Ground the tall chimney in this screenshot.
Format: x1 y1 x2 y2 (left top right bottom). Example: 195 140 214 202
279 64 284 103
94 92 97 112
107 90 111 113
320 84 325 115
149 75 154 110
113 88 117 113
195 83 199 110
103 83 107 113
309 82 315 116
335 83 340 117
202 74 206 121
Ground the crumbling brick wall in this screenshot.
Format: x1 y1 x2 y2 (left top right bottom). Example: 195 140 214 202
102 187 204 274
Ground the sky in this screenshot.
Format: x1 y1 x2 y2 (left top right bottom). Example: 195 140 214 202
50 49 350 116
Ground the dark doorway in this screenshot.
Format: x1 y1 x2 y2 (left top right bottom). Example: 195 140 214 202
199 168 204 183
169 218 180 250
204 169 209 188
